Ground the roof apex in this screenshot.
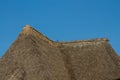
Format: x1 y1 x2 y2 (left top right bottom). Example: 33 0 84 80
21 25 33 35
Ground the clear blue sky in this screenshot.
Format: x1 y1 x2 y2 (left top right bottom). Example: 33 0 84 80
0 0 120 57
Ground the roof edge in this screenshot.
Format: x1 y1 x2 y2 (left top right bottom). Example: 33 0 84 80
20 25 109 47
20 25 55 46
58 38 109 44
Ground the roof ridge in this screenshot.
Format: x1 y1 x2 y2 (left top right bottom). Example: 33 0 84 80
58 38 109 44
20 25 55 46
20 25 109 47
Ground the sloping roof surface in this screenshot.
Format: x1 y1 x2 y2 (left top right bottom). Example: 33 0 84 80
0 25 120 80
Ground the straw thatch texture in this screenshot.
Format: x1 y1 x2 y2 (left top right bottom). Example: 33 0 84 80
59 40 120 80
0 25 120 80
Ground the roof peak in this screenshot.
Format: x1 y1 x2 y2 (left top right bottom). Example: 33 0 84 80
22 25 33 34
23 25 31 29
20 25 55 46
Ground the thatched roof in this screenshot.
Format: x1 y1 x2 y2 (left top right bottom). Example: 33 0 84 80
0 25 120 80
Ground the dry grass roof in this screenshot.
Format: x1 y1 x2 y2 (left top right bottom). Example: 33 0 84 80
0 25 120 80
